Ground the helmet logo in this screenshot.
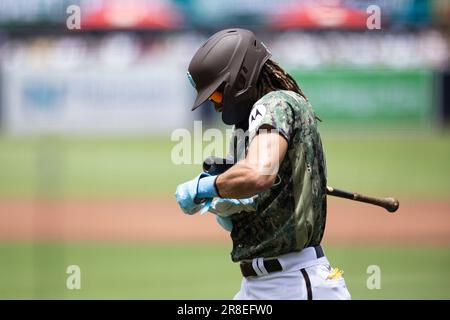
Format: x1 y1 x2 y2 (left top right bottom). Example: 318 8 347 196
187 72 196 88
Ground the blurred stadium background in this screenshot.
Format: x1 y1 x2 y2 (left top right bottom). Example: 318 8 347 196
0 0 449 299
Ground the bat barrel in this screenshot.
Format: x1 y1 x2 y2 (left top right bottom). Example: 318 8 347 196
326 186 399 213
381 197 400 213
354 194 399 213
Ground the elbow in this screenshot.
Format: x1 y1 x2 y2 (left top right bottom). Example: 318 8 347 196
248 170 276 193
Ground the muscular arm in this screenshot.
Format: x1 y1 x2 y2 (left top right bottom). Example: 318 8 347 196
215 128 288 198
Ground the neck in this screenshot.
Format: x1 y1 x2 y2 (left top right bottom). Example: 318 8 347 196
235 118 249 132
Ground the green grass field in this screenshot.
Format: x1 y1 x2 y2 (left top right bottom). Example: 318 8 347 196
0 133 449 299
0 243 449 299
0 132 449 199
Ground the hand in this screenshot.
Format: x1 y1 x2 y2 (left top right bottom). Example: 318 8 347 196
208 197 256 217
175 173 211 215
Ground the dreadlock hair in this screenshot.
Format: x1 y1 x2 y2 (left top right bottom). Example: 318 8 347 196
256 59 307 101
235 60 310 130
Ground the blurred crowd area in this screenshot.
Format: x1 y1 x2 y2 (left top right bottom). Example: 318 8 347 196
0 0 449 70
0 0 449 134
1 30 449 71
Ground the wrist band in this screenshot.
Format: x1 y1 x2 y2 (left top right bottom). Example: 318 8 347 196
213 175 223 198
197 175 218 199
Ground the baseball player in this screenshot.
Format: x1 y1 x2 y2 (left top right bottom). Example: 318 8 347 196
175 29 351 300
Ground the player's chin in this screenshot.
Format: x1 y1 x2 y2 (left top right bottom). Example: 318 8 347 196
213 103 223 113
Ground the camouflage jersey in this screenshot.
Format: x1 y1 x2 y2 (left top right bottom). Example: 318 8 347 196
229 90 327 262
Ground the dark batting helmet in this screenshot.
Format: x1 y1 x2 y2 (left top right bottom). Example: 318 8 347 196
187 28 271 125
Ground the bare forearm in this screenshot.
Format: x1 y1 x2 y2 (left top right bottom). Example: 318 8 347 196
215 162 274 198
215 131 287 199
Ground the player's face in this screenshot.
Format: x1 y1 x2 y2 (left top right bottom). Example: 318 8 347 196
209 90 223 112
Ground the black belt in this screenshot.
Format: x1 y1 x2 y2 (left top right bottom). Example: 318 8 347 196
239 245 324 278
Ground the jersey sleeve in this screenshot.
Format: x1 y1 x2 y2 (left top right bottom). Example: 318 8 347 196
248 91 295 143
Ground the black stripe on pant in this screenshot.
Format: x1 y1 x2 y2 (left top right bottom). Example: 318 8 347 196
300 268 312 300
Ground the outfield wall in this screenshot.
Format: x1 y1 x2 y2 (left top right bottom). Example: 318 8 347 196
1 62 194 135
0 66 439 134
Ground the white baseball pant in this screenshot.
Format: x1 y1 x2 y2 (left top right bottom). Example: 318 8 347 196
233 246 351 300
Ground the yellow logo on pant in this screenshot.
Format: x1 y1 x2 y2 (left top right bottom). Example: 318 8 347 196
327 267 344 280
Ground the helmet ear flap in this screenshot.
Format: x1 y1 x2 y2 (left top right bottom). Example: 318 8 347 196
234 61 252 92
235 73 246 92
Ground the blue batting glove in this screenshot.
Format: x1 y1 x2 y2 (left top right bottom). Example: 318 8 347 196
175 173 217 215
209 197 256 217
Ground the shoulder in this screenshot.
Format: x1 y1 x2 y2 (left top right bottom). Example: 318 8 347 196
253 90 308 112
251 90 308 121
247 90 302 139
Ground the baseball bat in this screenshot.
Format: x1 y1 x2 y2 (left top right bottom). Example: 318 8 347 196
202 156 400 213
326 186 399 213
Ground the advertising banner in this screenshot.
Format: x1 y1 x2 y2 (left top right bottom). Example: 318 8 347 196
292 68 434 124
2 63 193 135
